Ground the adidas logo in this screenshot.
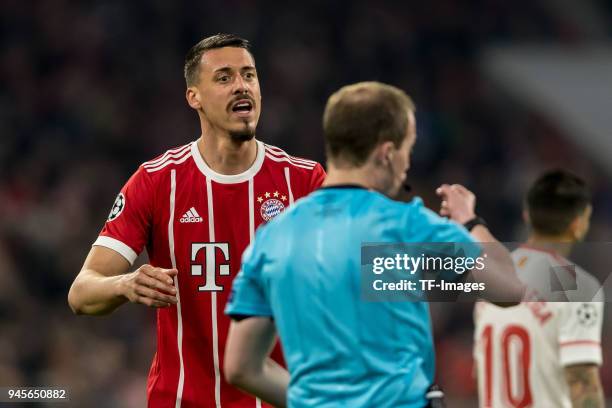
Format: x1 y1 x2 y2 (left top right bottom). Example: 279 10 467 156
179 207 203 223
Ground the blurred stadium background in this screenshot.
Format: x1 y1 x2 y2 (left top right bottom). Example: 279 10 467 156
1 0 611 406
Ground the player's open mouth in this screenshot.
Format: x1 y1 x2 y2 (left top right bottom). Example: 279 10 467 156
230 99 253 116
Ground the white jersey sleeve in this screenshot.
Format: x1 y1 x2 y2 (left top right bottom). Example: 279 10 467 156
558 301 604 366
474 247 605 408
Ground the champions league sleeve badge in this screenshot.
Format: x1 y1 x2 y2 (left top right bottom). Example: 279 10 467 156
107 192 126 222
576 303 598 327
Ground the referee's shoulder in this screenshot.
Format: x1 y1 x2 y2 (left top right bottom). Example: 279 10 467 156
376 192 424 212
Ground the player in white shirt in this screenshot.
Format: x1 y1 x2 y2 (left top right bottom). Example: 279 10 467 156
473 170 605 408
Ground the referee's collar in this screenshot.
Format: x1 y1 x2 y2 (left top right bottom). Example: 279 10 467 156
318 184 369 190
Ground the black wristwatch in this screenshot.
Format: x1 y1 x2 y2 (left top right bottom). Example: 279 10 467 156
463 216 487 231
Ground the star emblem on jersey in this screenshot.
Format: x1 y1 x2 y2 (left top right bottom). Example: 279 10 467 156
257 191 286 221
180 207 203 223
107 193 125 222
577 303 597 327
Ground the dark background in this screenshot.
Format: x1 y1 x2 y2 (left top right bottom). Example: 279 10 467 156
1 0 611 406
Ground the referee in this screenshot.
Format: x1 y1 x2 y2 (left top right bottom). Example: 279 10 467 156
223 82 524 407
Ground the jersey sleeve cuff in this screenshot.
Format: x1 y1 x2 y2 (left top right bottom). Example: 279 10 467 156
225 303 273 318
559 340 602 366
93 236 139 265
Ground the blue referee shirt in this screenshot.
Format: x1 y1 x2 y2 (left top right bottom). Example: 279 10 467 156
226 186 480 407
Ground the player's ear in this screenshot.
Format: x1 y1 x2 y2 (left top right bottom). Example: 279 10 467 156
186 87 202 110
569 205 592 240
522 209 530 225
568 215 582 241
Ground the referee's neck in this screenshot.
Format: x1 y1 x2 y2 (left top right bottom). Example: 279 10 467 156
322 167 376 191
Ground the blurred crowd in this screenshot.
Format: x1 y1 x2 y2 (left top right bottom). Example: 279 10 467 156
1 0 611 406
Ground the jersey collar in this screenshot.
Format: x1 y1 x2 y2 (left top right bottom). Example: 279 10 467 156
191 139 265 184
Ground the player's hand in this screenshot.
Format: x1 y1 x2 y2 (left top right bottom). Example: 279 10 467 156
120 264 178 308
436 183 476 224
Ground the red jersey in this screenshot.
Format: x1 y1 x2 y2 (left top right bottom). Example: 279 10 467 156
93 139 325 408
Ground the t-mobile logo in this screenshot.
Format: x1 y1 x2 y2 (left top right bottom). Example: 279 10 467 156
191 243 230 291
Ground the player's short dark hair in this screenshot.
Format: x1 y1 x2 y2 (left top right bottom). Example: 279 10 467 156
526 169 591 235
323 81 415 166
184 34 252 86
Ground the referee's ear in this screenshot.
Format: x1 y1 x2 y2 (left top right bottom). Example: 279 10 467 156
376 141 395 167
186 87 202 110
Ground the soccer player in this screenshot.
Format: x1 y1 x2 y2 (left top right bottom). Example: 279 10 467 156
223 82 524 407
67 34 325 407
473 170 605 407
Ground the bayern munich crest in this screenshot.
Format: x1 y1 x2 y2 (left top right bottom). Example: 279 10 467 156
257 191 287 221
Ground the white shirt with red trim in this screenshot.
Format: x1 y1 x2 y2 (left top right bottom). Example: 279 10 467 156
92 139 326 408
473 246 604 408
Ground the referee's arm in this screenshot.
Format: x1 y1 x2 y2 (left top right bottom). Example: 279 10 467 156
224 316 289 408
437 184 525 305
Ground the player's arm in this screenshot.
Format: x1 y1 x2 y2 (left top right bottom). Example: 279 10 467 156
564 364 604 408
68 246 177 315
224 317 289 408
437 184 525 305
559 301 605 407
69 166 178 315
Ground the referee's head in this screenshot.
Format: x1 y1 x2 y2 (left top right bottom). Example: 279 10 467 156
323 81 416 197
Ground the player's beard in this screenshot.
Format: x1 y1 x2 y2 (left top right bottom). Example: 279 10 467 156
229 120 256 142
